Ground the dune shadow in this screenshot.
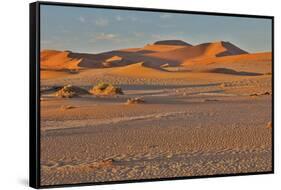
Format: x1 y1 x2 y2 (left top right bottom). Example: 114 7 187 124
203 68 263 76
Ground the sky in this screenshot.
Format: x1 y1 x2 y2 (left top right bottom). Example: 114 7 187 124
41 5 272 54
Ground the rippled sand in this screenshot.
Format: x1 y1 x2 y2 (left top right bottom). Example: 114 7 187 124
40 73 272 186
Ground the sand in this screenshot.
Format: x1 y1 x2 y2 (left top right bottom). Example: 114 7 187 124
40 40 272 186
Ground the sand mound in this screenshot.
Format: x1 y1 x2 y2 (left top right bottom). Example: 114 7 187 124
55 85 88 98
89 82 123 96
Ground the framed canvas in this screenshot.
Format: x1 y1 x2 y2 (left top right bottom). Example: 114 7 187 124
29 1 274 188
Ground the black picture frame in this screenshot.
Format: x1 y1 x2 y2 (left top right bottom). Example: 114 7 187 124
30 1 274 188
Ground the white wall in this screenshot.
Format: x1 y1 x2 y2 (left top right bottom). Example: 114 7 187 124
0 0 279 189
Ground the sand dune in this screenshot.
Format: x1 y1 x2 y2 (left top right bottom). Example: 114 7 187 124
41 43 271 81
41 40 263 73
183 52 271 66
110 62 171 78
183 52 272 74
146 41 248 62
142 44 186 53
41 50 82 70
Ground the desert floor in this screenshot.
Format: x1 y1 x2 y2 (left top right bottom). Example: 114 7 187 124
40 66 272 185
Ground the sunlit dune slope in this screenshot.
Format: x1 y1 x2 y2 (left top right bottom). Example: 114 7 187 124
110 62 170 78
183 52 271 66
182 52 272 74
41 50 82 70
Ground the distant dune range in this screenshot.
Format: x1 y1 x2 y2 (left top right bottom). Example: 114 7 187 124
40 40 272 79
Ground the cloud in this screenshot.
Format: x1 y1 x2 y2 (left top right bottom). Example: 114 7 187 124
95 18 109 27
79 16 85 23
93 33 119 42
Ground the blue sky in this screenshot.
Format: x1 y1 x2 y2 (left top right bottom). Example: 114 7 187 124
41 5 272 54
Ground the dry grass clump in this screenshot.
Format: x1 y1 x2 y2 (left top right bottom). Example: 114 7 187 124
126 97 145 104
55 85 88 98
89 82 123 96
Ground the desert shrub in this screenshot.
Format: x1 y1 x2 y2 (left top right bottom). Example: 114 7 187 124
89 82 123 96
55 85 88 98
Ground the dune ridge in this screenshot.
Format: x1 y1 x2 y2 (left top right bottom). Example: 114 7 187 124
41 40 271 80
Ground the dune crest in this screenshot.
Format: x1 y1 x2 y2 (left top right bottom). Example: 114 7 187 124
110 62 170 78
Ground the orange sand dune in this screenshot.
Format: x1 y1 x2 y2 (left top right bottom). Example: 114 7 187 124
181 52 272 75
110 62 169 78
40 40 261 72
147 41 248 62
108 61 250 80
41 50 61 61
140 40 192 53
41 70 72 80
41 50 82 70
119 48 142 52
183 52 271 66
